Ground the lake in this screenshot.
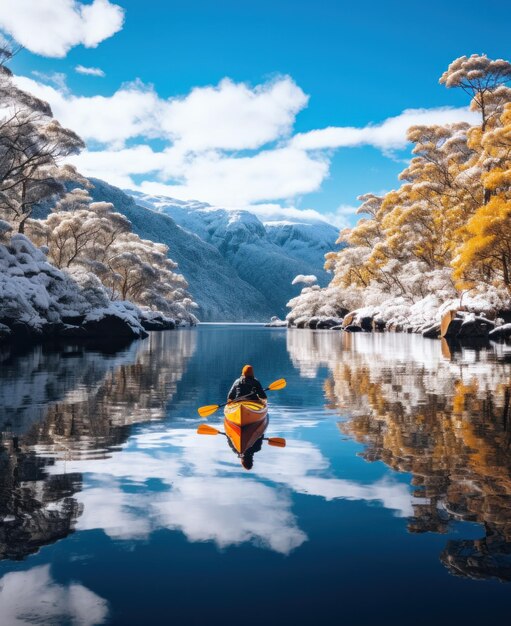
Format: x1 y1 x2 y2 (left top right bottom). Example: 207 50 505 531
0 325 510 625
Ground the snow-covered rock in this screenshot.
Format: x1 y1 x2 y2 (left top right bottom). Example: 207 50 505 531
265 317 288 327
139 309 176 331
308 316 343 329
0 234 148 343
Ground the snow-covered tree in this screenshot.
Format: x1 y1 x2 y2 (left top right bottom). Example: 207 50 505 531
27 190 197 322
309 54 511 327
286 283 360 326
0 47 85 232
440 54 511 131
452 103 511 291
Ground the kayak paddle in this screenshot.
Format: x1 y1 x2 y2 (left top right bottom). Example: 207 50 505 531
197 378 286 418
196 424 286 448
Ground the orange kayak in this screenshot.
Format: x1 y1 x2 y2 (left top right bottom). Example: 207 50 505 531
224 416 268 455
224 400 268 426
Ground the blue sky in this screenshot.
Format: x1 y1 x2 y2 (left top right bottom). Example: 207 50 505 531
2 0 510 225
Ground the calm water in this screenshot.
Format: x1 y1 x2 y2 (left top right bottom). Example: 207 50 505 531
0 326 510 625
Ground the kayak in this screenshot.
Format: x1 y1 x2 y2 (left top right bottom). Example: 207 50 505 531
224 399 268 427
224 416 268 455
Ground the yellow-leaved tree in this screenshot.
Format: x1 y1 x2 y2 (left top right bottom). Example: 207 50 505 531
288 54 511 326
452 103 511 290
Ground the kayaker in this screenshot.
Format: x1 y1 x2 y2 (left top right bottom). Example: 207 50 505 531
227 365 267 403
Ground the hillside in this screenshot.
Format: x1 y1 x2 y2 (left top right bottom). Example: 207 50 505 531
128 188 339 319
46 179 340 321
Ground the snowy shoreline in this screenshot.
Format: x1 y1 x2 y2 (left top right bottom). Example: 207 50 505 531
267 302 511 344
0 233 194 349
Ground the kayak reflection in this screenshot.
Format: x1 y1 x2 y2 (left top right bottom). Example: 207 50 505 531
197 400 286 470
225 416 268 470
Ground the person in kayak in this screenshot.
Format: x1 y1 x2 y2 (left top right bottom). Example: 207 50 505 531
227 365 267 404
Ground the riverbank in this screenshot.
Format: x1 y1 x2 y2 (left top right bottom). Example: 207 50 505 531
0 233 194 349
268 294 511 343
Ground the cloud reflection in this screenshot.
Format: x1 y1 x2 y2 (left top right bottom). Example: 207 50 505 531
0 565 108 626
45 426 417 555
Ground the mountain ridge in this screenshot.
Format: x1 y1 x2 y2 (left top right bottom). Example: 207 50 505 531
84 179 338 321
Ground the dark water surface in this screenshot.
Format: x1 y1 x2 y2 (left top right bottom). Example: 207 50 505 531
1 326 510 625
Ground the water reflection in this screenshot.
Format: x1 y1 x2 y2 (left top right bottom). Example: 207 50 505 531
1 332 196 458
44 427 308 555
0 332 196 560
2 322 511 617
0 443 82 560
223 417 268 470
46 423 414 556
0 565 109 625
288 331 511 581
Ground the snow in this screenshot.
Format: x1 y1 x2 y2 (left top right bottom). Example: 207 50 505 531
0 233 155 340
124 185 339 320
287 280 511 334
33 178 340 321
292 274 317 285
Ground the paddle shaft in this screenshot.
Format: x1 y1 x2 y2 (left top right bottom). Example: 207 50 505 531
197 378 286 418
197 424 285 447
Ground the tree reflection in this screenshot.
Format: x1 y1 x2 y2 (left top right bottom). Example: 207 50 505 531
290 331 511 582
0 440 82 560
0 331 196 560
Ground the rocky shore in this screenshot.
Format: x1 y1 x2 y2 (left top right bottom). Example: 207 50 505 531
0 233 192 349
267 306 511 344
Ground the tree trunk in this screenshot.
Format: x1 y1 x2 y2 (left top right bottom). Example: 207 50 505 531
18 181 28 233
502 253 510 285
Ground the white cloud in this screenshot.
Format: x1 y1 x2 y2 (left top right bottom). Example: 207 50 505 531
160 77 308 151
75 64 105 77
10 73 482 212
14 75 161 147
44 425 420 556
322 203 359 228
13 75 306 151
69 145 168 188
137 147 328 206
155 477 307 554
0 565 109 626
291 107 479 151
0 0 124 58
69 145 329 205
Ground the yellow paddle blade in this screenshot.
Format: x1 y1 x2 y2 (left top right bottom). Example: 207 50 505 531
268 378 287 391
197 424 221 435
267 437 286 448
197 404 219 418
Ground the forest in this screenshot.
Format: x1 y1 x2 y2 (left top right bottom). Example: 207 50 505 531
288 54 511 335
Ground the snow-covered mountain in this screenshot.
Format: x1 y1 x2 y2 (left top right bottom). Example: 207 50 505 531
87 180 339 321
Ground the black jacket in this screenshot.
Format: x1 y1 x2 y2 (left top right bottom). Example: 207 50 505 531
227 376 267 402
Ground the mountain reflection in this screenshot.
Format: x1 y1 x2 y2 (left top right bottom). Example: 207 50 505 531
290 331 511 582
0 331 196 560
